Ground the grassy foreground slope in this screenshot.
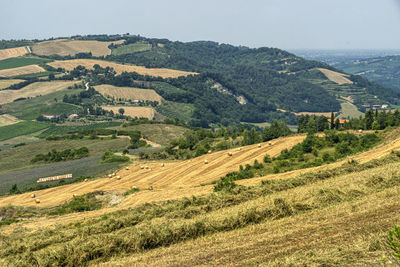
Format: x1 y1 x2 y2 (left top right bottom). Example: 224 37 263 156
2 132 400 265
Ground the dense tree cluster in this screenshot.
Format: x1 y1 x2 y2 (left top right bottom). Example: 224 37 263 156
31 147 89 163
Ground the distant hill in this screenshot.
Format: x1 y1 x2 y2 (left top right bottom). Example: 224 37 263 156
1 35 399 126
336 55 400 93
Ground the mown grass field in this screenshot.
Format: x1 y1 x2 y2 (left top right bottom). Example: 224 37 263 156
339 101 364 119
0 121 48 142
316 68 353 85
47 59 198 78
0 65 45 78
94 84 162 102
0 56 52 70
32 39 125 57
0 79 24 90
0 46 29 60
102 106 157 120
111 43 152 55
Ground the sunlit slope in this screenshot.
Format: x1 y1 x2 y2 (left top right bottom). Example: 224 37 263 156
0 135 305 208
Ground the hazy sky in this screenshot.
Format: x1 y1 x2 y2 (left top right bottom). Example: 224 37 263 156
1 0 400 49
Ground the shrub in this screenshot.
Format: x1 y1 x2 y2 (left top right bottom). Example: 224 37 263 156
388 225 400 263
101 150 130 163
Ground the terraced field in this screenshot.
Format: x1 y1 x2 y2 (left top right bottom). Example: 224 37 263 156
47 59 198 78
95 84 163 102
32 39 125 57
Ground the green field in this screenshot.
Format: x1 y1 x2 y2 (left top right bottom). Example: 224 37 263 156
156 101 195 122
0 121 49 141
111 43 152 55
0 137 130 175
338 102 364 119
110 123 187 145
0 56 52 70
3 89 83 120
39 121 122 137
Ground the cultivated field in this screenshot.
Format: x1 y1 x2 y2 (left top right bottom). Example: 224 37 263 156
0 46 29 60
32 39 125 57
47 59 198 78
102 106 157 119
0 79 24 90
94 84 163 102
339 101 364 118
0 114 20 127
0 65 45 77
0 80 77 105
317 68 353 85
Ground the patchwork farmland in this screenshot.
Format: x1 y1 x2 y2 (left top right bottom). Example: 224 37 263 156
0 46 29 60
0 65 45 77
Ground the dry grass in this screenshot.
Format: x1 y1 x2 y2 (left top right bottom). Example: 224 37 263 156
0 47 29 60
317 68 353 85
47 59 198 78
102 106 157 119
0 65 45 78
293 111 332 117
0 114 20 127
32 39 124 57
0 79 24 90
95 84 163 102
0 81 77 105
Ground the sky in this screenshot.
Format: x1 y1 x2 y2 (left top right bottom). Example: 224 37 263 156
1 0 400 50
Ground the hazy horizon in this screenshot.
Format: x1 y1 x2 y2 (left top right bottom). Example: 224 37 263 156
1 0 400 50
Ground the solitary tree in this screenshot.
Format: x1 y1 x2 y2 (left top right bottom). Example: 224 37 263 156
118 108 125 116
330 112 335 129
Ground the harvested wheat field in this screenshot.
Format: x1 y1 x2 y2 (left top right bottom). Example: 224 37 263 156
32 39 124 57
317 68 353 85
0 46 29 60
0 81 77 105
0 114 20 127
0 135 306 209
0 79 24 90
47 59 197 78
102 106 157 119
95 84 163 102
0 65 45 78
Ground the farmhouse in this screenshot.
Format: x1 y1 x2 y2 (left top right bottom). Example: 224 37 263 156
41 114 61 119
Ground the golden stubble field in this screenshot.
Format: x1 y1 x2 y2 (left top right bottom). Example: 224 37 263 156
47 59 198 78
95 84 163 102
32 39 125 57
0 81 77 105
0 46 29 60
102 106 157 119
317 68 353 85
0 65 45 78
0 79 24 90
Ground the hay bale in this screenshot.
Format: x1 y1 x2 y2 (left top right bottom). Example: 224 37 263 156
31 193 35 198
358 129 363 133
237 147 241 151
108 174 112 178
145 166 149 169
208 150 212 154
112 173 116 177
84 178 89 182
228 152 233 156
161 163 165 167
268 142 272 146
73 194 78 197
116 176 121 180
131 186 138 190
258 144 261 148
204 159 209 164
140 166 144 169
35 198 40 204
125 167 129 170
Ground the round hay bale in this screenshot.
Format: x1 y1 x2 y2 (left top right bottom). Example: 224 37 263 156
35 198 40 204
208 150 212 154
204 159 209 164
268 142 272 146
31 193 35 198
161 163 165 167
237 147 241 151
228 152 233 156
140 166 144 169
358 129 363 133
73 194 78 197
112 173 116 177
258 144 261 148
116 176 121 180
84 178 89 182
125 167 129 170
131 186 138 190
145 166 149 169
108 174 112 178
